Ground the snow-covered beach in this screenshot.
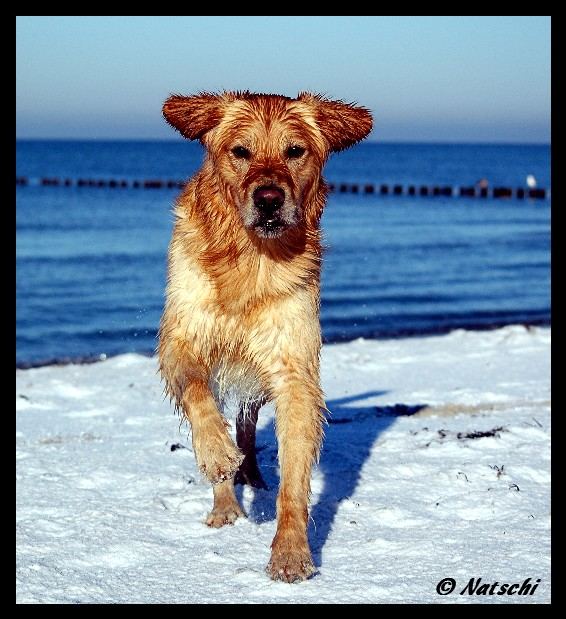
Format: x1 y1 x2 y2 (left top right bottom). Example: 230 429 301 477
16 325 551 604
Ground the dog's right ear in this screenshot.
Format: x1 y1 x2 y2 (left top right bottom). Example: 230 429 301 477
162 93 225 141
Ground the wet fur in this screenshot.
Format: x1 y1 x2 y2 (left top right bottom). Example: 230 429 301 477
158 91 372 582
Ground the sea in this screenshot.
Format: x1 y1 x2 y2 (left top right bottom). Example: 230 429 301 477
16 140 551 367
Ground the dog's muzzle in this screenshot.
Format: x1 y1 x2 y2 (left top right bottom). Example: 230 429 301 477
252 185 286 237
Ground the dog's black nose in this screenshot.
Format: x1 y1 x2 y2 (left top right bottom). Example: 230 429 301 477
253 186 285 214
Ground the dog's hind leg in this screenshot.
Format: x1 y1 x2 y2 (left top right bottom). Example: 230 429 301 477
234 398 268 490
206 478 245 527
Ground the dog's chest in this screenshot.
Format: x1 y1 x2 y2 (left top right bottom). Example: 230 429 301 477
166 238 319 407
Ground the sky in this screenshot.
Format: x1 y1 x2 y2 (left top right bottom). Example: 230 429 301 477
16 16 551 142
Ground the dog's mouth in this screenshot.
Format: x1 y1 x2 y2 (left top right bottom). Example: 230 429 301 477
255 217 287 239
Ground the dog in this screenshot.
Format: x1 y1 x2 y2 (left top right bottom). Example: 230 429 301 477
159 91 372 582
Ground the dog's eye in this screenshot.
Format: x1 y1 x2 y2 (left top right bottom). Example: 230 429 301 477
286 145 306 159
231 146 251 160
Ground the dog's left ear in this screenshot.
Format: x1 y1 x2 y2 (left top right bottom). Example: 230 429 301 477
162 93 225 141
299 93 373 152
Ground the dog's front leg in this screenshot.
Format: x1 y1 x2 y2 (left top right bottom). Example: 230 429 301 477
181 379 244 485
267 372 324 583
182 380 246 526
160 338 244 522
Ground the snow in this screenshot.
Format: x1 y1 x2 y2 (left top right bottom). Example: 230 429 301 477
16 325 551 603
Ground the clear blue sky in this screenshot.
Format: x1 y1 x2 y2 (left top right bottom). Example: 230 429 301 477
16 16 550 142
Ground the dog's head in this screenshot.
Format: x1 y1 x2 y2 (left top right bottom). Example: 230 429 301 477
163 91 372 239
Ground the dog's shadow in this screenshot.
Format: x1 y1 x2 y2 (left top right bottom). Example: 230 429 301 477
236 390 426 568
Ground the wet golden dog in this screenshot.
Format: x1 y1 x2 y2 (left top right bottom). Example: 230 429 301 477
159 91 372 582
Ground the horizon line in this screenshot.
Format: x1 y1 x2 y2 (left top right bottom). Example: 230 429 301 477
15 137 551 146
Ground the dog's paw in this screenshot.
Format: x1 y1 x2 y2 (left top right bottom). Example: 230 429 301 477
200 460 244 485
266 549 317 583
206 503 245 528
199 450 244 485
196 431 244 485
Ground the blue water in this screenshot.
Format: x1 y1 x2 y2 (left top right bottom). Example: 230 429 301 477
16 140 551 366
